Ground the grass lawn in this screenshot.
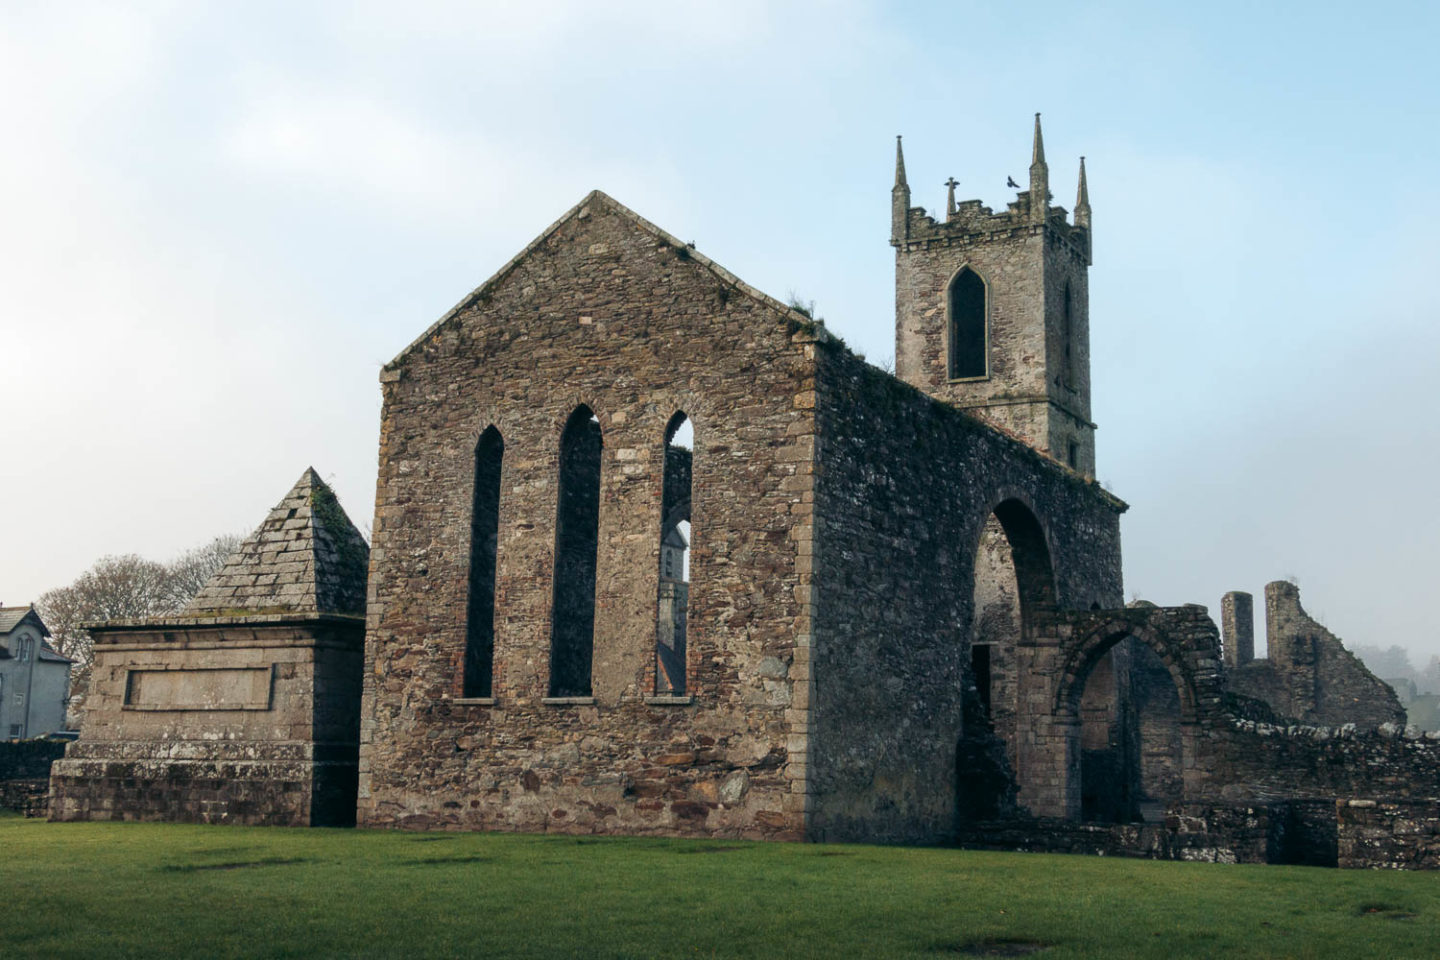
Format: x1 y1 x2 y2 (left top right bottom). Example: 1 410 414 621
1 813 1435 959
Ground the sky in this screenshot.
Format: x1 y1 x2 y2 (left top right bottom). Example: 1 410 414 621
4 1 1438 659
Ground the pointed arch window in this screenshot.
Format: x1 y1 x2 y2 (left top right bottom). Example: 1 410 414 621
463 426 503 698
549 405 602 698
655 412 692 695
948 267 988 380
1062 281 1075 388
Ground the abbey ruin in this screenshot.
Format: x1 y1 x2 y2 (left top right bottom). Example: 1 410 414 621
49 118 1440 868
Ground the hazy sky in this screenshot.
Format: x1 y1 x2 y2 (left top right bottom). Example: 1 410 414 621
5 2 1438 659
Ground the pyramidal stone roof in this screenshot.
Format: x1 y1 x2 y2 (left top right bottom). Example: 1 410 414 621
183 468 369 618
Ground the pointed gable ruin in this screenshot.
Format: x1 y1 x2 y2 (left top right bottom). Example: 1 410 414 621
50 469 369 827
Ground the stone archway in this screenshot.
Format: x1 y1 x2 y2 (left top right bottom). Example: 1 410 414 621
961 498 1058 821
1016 605 1224 820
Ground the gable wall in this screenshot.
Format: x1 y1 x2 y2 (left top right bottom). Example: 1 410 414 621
359 198 821 837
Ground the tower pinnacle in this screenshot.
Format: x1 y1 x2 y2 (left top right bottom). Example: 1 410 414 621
891 135 911 244
1028 113 1049 224
1074 156 1091 228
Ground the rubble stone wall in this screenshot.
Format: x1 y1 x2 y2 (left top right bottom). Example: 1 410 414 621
807 346 1123 842
1337 799 1440 869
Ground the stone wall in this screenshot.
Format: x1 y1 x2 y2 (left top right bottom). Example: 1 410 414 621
956 803 1275 864
0 739 67 816
1199 718 1440 804
1337 799 1440 870
359 193 819 839
806 347 1123 842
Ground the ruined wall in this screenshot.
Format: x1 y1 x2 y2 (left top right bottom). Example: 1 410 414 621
1198 719 1440 804
806 347 1124 843
359 193 819 839
49 617 363 827
1337 799 1440 870
1227 582 1404 730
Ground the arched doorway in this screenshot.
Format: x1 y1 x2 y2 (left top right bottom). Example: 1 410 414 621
961 498 1056 820
1049 615 1218 822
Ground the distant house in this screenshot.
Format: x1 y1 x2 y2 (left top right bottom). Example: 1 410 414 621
0 606 74 739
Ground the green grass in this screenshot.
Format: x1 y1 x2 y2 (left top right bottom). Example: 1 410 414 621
2 818 1437 959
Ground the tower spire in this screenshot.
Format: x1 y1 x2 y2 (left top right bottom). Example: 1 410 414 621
1077 156 1094 264
1028 113 1049 224
891 135 911 244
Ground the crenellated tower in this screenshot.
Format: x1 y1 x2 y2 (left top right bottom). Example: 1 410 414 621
892 116 1096 476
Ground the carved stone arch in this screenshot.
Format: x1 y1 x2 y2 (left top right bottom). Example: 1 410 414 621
1021 609 1227 820
1054 614 1224 728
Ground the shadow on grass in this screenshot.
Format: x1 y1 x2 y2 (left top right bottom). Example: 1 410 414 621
160 857 310 872
931 938 1051 956
1356 902 1419 920
402 856 493 866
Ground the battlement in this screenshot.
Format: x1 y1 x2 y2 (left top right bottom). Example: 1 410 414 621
896 197 1090 264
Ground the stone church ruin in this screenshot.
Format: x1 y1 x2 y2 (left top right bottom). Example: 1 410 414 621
52 117 1438 867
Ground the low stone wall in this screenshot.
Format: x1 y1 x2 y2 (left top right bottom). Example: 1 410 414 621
50 741 357 827
0 739 68 780
0 739 68 815
0 778 50 817
1204 720 1440 803
955 804 1274 864
1337 799 1440 870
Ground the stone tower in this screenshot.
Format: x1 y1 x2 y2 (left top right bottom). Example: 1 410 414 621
892 116 1096 476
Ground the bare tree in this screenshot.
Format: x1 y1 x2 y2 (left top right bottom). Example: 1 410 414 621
35 534 242 723
164 534 243 607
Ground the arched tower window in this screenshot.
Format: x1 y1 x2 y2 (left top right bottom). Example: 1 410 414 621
463 426 504 698
1062 281 1075 388
948 267 987 380
656 412 692 695
549 405 602 698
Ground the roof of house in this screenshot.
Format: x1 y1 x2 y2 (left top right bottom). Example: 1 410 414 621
0 606 50 638
37 642 74 664
181 467 370 618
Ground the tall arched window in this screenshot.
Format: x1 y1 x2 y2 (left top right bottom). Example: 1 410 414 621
549 405 602 698
1062 281 1075 388
463 426 504 698
656 412 692 695
948 267 987 379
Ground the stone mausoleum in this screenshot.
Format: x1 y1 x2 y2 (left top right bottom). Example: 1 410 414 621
53 118 1438 866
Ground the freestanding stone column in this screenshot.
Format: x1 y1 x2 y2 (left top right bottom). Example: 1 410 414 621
1221 591 1254 669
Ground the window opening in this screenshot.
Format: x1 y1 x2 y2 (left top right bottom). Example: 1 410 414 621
549 407 603 697
656 412 692 695
463 426 504 698
948 267 987 379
